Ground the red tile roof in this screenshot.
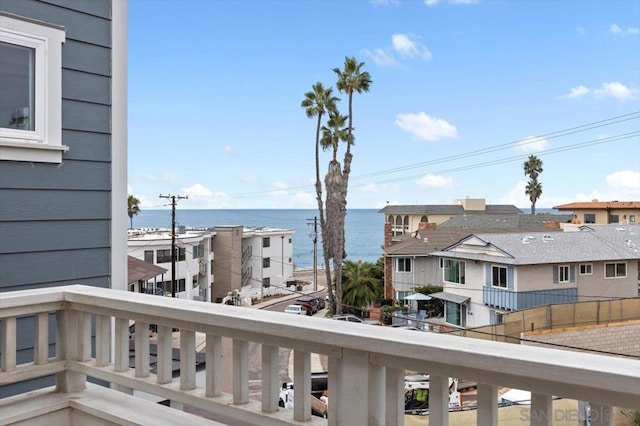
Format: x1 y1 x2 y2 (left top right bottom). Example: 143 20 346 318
553 201 640 210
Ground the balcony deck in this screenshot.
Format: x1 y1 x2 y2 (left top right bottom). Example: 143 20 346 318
1 285 638 425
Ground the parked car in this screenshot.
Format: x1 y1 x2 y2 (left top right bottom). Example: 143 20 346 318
284 305 307 315
295 296 319 315
330 314 363 323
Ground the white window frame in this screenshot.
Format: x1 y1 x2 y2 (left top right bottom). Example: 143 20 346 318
604 262 627 279
0 13 66 163
558 265 570 283
579 263 592 276
491 265 508 288
396 257 412 273
443 259 465 285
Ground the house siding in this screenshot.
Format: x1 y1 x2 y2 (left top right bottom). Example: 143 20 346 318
0 0 115 397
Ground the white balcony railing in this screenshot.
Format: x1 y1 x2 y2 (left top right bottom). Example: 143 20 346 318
1 285 639 425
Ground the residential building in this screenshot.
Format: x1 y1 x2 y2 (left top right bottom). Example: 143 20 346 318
127 230 215 301
554 200 640 225
0 0 127 396
430 225 640 328
379 198 522 236
127 255 166 293
211 225 294 303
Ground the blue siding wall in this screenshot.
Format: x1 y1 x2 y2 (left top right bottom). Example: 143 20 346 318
0 0 114 396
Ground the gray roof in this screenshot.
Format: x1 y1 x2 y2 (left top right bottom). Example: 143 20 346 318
378 204 522 215
432 225 640 265
384 229 473 256
439 214 572 230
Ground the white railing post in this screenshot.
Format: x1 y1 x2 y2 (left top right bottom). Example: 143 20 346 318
589 403 613 426
328 355 340 426
95 314 111 367
428 374 449 426
34 312 49 365
114 317 129 372
385 367 404 426
293 350 311 422
477 383 498 426
205 334 222 397
335 348 368 425
79 312 92 362
1 316 16 372
530 393 552 426
157 325 172 384
261 344 279 413
233 338 249 404
368 364 385 426
55 310 86 392
180 330 195 390
134 321 150 378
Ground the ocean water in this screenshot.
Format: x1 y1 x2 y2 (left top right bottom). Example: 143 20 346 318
132 209 384 269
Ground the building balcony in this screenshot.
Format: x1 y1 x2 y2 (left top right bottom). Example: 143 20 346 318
1 285 638 425
483 286 578 311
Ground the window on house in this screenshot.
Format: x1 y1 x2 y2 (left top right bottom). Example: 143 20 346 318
396 291 410 306
0 16 66 163
178 247 186 261
420 215 428 223
491 265 508 288
605 262 626 278
396 257 412 272
193 244 204 259
262 237 270 248
177 279 185 292
262 277 270 288
609 215 619 224
630 215 636 223
144 250 154 263
443 259 465 284
444 301 465 327
263 257 270 268
558 265 570 283
584 213 596 224
579 263 592 275
192 275 198 288
288 238 292 243
157 249 171 263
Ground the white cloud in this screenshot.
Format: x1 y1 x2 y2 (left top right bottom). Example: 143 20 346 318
606 170 640 192
240 174 260 185
395 112 457 141
291 192 316 208
361 48 398 67
560 85 590 99
593 82 637 101
268 181 289 197
500 181 530 209
610 23 640 36
182 183 213 197
425 0 478 5
512 136 549 153
424 0 439 4
223 145 234 154
391 33 432 60
418 174 453 189
370 0 400 5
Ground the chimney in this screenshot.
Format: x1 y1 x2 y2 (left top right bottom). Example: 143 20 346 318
384 222 393 247
419 222 437 231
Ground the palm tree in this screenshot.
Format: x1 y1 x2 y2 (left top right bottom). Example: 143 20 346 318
342 260 382 312
329 57 372 314
320 112 349 164
127 195 141 229
523 155 543 180
301 83 339 311
525 180 543 215
523 155 544 214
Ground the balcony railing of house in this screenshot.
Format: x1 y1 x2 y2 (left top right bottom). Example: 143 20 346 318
1 285 638 425
483 286 578 311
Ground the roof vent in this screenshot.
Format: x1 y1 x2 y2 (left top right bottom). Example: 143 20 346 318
543 234 553 242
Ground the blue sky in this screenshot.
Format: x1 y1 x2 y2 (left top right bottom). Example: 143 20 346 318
128 0 640 210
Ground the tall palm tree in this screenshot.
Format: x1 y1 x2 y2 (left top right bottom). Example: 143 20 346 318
127 195 141 229
525 180 543 215
523 155 543 180
523 155 544 214
301 83 339 311
329 57 372 314
342 260 382 311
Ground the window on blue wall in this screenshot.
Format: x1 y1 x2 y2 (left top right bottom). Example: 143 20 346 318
491 265 508 288
396 257 412 272
558 265 570 283
443 259 465 284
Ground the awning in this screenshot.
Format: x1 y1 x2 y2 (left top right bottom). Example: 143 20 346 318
429 292 470 305
405 293 432 301
127 256 167 284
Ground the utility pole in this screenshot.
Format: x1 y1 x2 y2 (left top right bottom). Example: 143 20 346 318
159 194 188 298
307 217 318 291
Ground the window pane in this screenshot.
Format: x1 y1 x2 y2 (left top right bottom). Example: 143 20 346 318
445 301 460 326
0 42 34 130
605 263 615 278
616 263 626 277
